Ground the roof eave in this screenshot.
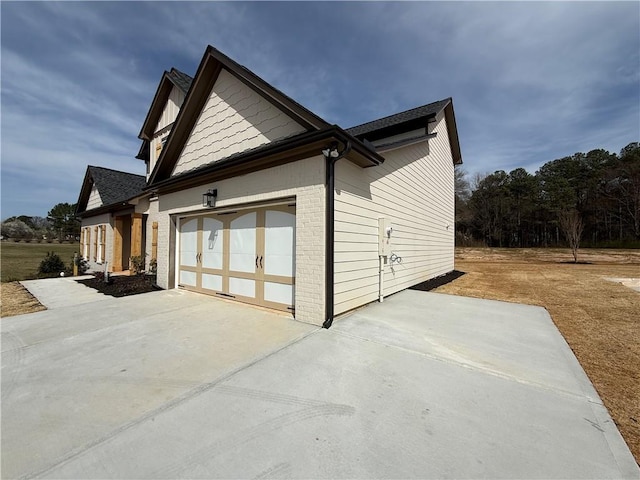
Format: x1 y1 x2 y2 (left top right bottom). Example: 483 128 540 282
443 101 463 165
76 192 149 219
147 127 382 195
138 70 193 142
75 167 94 215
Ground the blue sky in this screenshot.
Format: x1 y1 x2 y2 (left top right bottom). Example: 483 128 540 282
1 1 638 219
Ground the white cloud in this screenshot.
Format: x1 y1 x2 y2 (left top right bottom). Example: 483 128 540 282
1 1 637 218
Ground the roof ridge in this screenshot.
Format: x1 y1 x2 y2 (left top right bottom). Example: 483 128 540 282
89 165 145 178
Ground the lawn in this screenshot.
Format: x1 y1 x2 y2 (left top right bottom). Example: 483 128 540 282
0 242 80 282
435 247 640 464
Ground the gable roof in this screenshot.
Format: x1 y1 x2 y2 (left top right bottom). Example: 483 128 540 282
147 45 340 185
347 98 462 164
138 68 193 142
76 166 146 216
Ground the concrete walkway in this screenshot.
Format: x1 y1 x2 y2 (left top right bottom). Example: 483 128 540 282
2 286 638 479
21 276 108 309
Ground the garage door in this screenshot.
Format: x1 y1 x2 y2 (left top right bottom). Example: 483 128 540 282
178 205 295 312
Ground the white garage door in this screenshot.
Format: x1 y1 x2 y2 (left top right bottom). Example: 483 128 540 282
178 205 295 312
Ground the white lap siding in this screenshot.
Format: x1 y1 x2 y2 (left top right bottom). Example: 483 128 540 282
334 113 455 315
155 155 326 326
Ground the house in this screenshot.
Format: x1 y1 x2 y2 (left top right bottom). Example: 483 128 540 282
76 45 462 327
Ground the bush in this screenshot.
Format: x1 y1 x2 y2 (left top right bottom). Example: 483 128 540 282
93 271 113 284
74 255 89 275
130 255 145 275
38 251 66 276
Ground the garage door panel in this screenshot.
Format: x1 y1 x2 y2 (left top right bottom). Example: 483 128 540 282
202 273 223 292
202 217 224 270
264 210 295 277
180 218 198 268
229 277 256 298
264 282 294 306
179 270 197 287
230 212 256 274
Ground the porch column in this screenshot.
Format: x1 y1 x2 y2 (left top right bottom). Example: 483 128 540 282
131 213 143 258
113 217 123 272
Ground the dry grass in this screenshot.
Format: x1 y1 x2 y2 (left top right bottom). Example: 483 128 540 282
435 248 640 463
0 282 46 318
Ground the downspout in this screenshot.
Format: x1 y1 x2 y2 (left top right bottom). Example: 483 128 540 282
322 141 351 329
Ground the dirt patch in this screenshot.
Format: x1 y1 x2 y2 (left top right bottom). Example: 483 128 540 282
0 282 46 318
435 248 640 463
76 275 160 297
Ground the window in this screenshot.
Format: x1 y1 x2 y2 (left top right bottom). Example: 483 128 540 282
84 227 91 259
93 227 98 261
96 225 106 263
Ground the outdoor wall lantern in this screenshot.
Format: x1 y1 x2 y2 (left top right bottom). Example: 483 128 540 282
202 188 218 208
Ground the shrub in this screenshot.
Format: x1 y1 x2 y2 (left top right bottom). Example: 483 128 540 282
148 258 157 275
93 271 113 284
130 255 145 275
74 255 89 275
38 251 66 276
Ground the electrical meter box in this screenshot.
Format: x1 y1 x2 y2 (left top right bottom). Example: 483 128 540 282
378 217 392 256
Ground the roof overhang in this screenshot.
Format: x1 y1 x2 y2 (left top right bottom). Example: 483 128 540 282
77 201 133 219
146 126 383 195
443 100 463 165
75 167 94 215
348 97 462 165
138 71 189 142
76 193 148 219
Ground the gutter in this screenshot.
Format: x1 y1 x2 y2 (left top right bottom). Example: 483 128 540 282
322 141 352 329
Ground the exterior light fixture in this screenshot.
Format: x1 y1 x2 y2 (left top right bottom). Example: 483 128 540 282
202 189 217 208
322 147 340 158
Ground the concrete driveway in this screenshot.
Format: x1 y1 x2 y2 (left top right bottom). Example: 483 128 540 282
2 285 638 479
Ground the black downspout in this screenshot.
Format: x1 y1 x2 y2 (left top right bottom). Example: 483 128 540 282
323 141 351 329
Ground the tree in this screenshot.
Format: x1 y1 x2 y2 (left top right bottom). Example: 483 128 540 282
604 143 640 239
506 168 540 246
469 171 510 246
47 203 80 240
558 209 584 263
454 167 474 245
1 219 35 240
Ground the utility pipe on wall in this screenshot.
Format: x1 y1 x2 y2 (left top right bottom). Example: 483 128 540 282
379 255 384 302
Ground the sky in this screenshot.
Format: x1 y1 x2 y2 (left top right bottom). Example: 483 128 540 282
1 1 638 220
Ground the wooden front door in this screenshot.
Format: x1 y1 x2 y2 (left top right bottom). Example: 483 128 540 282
177 205 295 312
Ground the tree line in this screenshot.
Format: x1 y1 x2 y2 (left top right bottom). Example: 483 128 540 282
455 142 640 249
1 203 80 241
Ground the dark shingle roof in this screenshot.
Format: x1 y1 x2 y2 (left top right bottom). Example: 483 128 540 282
347 98 451 137
89 166 146 207
167 68 193 95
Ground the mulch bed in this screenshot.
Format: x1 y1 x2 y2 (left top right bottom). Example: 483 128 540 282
409 270 466 292
77 275 161 297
